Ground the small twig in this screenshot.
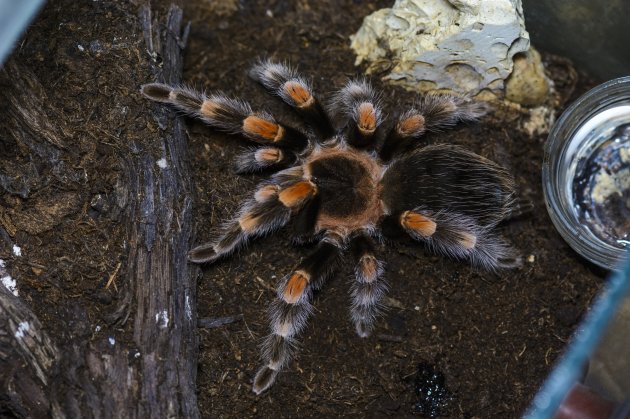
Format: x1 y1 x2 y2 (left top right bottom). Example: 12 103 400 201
25 261 47 270
382 296 405 309
198 314 243 329
517 344 527 359
105 261 122 290
255 276 276 292
241 313 256 340
377 334 404 343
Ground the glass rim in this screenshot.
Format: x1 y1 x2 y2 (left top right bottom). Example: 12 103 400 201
543 76 630 270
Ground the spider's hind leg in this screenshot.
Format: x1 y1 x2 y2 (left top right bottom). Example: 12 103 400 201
380 144 520 270
253 233 343 394
505 197 534 220
390 209 521 270
349 233 387 338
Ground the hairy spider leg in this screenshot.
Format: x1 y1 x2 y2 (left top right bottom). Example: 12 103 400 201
140 83 308 150
379 93 487 162
330 80 384 149
381 208 519 271
349 233 387 338
250 60 334 139
290 193 322 241
188 178 317 263
234 146 298 174
411 209 520 268
253 234 343 394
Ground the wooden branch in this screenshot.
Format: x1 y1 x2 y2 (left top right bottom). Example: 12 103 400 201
0 3 199 417
52 4 199 417
129 5 198 417
0 265 58 419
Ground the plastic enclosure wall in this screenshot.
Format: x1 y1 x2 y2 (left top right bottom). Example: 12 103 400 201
522 0 630 81
0 0 46 66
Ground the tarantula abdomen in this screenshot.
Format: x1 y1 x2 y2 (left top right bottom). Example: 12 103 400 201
381 144 515 226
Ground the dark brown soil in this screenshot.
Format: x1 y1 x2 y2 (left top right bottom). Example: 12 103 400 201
0 0 605 417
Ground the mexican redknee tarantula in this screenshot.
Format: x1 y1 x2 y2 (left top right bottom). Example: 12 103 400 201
141 61 521 394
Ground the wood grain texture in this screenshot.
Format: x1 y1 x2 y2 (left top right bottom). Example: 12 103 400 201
0 3 199 417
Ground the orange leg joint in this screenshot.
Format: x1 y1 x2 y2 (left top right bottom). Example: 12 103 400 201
282 271 310 304
400 211 437 237
278 180 317 208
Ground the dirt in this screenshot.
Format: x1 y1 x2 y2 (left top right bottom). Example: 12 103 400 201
0 0 607 417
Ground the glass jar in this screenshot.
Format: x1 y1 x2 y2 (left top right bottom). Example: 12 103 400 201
543 77 630 270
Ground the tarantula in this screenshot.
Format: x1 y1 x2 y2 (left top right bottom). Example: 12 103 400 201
141 61 521 394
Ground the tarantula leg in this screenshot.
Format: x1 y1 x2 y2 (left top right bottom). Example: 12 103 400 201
400 211 437 237
253 235 342 394
234 147 297 174
331 80 384 149
250 60 334 139
379 110 427 162
188 179 317 263
419 93 488 129
291 194 321 241
349 234 387 338
188 197 290 263
395 209 521 271
140 83 308 150
378 94 487 161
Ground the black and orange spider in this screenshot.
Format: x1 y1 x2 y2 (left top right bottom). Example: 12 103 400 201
141 61 522 394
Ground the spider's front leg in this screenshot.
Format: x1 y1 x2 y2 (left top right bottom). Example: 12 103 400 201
253 233 343 394
233 146 298 174
250 60 334 139
330 80 385 149
188 178 317 263
140 83 308 150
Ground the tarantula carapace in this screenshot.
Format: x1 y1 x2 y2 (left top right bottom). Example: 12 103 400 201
141 61 521 394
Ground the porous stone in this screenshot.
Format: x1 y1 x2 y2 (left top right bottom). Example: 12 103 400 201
505 47 550 106
350 0 531 97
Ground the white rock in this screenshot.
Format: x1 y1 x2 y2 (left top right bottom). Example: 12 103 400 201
521 105 554 137
156 158 168 169
350 0 530 96
2 275 18 296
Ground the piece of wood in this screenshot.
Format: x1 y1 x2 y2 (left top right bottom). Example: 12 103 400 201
0 3 199 417
0 266 58 418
